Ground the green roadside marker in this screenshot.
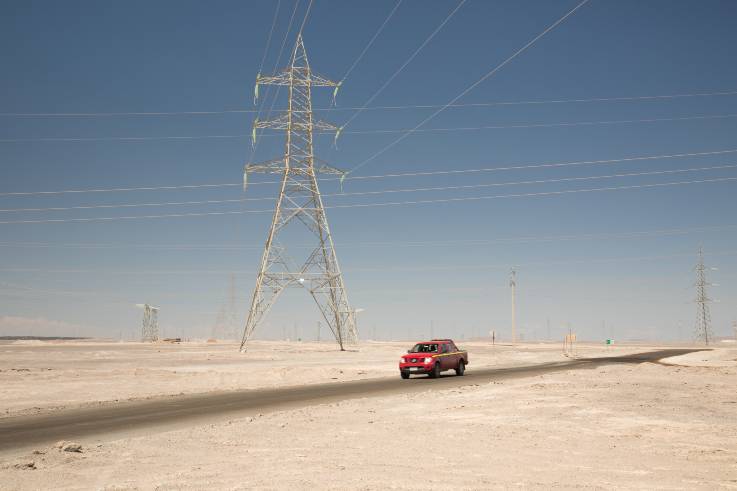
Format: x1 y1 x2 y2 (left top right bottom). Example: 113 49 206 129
606 339 612 345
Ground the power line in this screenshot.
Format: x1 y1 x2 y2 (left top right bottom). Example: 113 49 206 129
3 147 736 197
339 0 403 84
349 0 591 174
2 223 736 250
248 0 302 165
3 249 737 275
337 0 466 133
256 0 283 81
0 280 135 305
3 111 735 143
322 163 737 198
2 162 735 213
344 90 737 112
246 0 284 171
2 89 736 118
343 113 737 134
346 148 737 181
0 176 734 225
296 0 313 36
326 177 737 211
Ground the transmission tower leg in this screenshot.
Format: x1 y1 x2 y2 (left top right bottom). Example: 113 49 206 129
239 184 289 352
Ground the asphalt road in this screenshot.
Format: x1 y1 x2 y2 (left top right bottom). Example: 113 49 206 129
0 348 700 454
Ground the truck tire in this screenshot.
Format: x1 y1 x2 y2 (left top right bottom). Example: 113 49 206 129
456 359 465 376
429 362 440 379
400 371 410 379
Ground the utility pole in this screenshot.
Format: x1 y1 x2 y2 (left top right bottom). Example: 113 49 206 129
239 35 357 352
510 268 517 345
694 247 715 345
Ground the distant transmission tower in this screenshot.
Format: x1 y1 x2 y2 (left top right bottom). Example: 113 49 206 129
694 247 715 345
137 303 159 342
510 268 517 344
239 35 357 352
212 274 238 340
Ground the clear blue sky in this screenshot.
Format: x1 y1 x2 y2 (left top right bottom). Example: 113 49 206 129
1 0 736 342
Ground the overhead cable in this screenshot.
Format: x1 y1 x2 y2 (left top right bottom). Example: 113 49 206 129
2 147 736 196
0 176 734 225
337 0 466 132
1 223 736 250
2 89 736 118
1 163 735 213
339 0 403 84
349 0 591 174
2 112 735 143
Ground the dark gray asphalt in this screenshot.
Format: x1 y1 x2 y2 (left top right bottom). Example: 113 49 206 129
0 348 700 453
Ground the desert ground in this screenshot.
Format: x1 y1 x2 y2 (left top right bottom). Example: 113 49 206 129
0 339 736 489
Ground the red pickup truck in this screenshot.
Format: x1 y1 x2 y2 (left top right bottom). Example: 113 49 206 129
399 339 468 379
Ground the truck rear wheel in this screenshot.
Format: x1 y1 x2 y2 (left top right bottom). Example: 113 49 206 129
429 362 440 379
456 360 465 376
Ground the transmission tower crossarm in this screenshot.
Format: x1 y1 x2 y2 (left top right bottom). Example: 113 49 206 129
253 113 290 129
256 70 339 89
245 159 346 176
309 73 341 87
254 115 338 132
245 158 285 174
255 71 291 87
316 163 347 176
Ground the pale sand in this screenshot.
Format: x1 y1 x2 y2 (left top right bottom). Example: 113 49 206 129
1 341 735 489
0 340 640 418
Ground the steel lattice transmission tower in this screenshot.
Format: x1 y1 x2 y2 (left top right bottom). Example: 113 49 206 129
239 35 357 352
137 303 160 342
509 268 517 344
694 247 714 345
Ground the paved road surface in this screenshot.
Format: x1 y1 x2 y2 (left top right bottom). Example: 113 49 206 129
0 349 700 454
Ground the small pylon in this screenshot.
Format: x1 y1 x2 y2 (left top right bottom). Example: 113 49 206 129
509 268 517 344
694 247 714 345
138 303 159 342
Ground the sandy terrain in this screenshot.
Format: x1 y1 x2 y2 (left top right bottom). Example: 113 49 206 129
0 339 639 418
1 341 736 489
